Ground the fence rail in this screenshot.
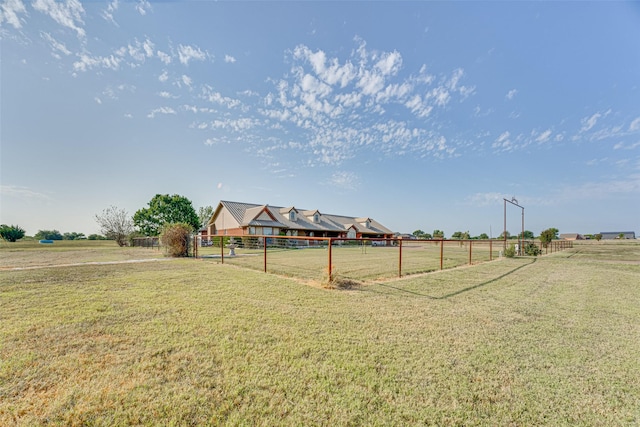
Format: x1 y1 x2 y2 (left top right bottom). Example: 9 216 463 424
193 235 572 283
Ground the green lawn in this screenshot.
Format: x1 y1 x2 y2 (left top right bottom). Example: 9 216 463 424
1 241 639 425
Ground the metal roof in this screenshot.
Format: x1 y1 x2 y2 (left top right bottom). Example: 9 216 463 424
217 200 393 235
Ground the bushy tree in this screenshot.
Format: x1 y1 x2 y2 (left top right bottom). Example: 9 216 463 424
0 224 26 242
477 233 489 240
198 205 215 228
594 233 602 241
539 227 559 248
87 234 107 240
134 194 200 236
524 242 542 256
34 230 63 240
433 229 444 239
160 223 192 257
95 205 134 247
522 230 534 239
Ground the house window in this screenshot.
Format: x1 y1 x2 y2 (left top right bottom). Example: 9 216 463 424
289 211 296 221
249 227 256 235
314 213 320 223
263 227 273 235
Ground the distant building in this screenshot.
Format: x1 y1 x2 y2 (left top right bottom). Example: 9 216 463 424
560 233 584 241
599 231 636 240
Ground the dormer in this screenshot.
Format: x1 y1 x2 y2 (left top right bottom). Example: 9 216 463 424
356 217 372 229
279 206 299 222
304 209 321 224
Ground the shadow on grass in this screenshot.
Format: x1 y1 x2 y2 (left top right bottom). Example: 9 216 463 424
365 258 538 300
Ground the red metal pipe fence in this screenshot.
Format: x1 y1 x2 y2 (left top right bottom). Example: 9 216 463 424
193 235 572 283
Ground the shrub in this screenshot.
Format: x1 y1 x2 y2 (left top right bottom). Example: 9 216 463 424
504 243 516 258
160 223 192 257
524 242 542 256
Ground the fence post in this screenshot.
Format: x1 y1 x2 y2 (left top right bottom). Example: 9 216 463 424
328 238 333 282
489 239 493 261
264 236 267 273
193 235 198 258
220 235 224 264
398 238 403 278
440 239 444 270
469 240 472 265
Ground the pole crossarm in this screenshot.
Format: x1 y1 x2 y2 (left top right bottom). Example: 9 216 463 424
503 198 525 254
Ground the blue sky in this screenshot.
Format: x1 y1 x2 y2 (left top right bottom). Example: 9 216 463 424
1 1 639 238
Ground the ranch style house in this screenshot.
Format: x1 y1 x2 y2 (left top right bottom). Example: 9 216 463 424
205 200 394 240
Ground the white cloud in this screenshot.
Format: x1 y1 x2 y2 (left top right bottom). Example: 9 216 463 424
580 109 611 133
209 118 260 132
375 50 402 76
158 70 169 82
41 32 71 58
157 50 172 65
224 54 236 63
467 192 505 206
535 129 552 143
629 117 640 132
147 107 176 118
136 0 151 15
329 171 360 190
73 53 121 72
506 89 517 100
0 184 52 201
1 0 27 29
492 131 511 150
181 74 192 88
32 0 86 38
177 44 207 65
101 0 118 25
201 85 241 109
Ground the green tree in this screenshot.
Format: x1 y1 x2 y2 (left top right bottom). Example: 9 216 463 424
433 229 444 239
198 205 215 228
412 229 425 238
0 224 26 242
63 232 86 240
477 233 489 240
34 230 63 240
522 230 534 239
500 231 511 240
594 233 602 241
451 231 462 239
95 205 134 247
87 234 107 240
133 194 200 236
539 227 559 248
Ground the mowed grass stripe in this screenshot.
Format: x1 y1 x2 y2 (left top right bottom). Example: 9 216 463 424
1 242 639 425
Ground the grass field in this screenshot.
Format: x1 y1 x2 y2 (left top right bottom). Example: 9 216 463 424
1 240 639 425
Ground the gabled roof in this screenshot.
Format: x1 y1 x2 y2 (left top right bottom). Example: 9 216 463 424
216 200 393 235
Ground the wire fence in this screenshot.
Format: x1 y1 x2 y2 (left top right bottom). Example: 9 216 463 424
193 235 572 284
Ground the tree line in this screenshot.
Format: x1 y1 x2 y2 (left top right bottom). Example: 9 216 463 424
411 228 559 243
1 193 213 250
